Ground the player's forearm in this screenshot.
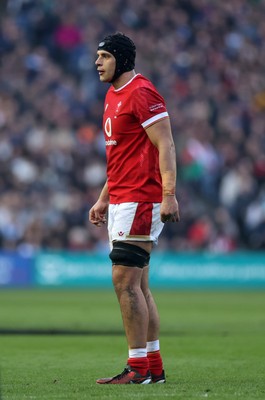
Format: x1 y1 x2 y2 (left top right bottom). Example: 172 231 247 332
159 141 177 198
145 118 177 197
98 181 109 203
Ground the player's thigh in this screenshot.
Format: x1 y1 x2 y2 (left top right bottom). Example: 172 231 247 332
140 265 150 293
112 264 143 290
124 240 152 253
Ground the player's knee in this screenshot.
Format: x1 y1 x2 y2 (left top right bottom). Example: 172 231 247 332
112 275 135 299
109 241 150 268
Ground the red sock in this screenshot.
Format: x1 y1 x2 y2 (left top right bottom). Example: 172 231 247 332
128 357 149 376
147 350 163 376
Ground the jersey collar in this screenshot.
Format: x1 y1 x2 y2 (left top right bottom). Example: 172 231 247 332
114 73 141 92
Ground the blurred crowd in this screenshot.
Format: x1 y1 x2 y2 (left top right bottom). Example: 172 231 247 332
0 0 265 254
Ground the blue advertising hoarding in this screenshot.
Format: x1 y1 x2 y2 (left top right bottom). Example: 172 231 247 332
1 251 265 288
149 252 265 288
35 251 265 289
35 251 111 287
0 252 34 287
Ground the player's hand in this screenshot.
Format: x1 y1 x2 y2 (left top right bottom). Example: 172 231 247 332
89 200 108 227
160 196 180 223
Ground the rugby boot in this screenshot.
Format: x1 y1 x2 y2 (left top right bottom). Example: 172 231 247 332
96 365 151 384
151 369 166 383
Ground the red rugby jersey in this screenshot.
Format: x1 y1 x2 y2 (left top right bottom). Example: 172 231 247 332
103 74 169 204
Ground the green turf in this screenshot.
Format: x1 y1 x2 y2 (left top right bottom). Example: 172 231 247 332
0 290 265 399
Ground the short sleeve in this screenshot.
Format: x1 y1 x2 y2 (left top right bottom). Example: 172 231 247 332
130 86 169 128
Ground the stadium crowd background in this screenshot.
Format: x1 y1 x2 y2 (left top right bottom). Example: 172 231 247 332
0 0 265 254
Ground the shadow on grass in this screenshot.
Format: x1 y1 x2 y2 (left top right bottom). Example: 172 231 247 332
0 328 185 336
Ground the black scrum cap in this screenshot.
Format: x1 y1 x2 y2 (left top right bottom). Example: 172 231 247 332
98 32 136 82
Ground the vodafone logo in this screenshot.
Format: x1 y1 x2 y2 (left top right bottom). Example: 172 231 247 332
104 117 117 145
105 117 112 137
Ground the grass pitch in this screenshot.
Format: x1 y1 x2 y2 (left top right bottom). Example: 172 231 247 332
0 289 265 399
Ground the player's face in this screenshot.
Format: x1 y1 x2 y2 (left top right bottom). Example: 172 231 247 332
95 50 116 82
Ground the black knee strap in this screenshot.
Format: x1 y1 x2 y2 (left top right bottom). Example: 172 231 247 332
109 242 150 268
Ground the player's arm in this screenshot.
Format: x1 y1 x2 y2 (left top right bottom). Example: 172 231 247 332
145 118 180 223
89 181 109 227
